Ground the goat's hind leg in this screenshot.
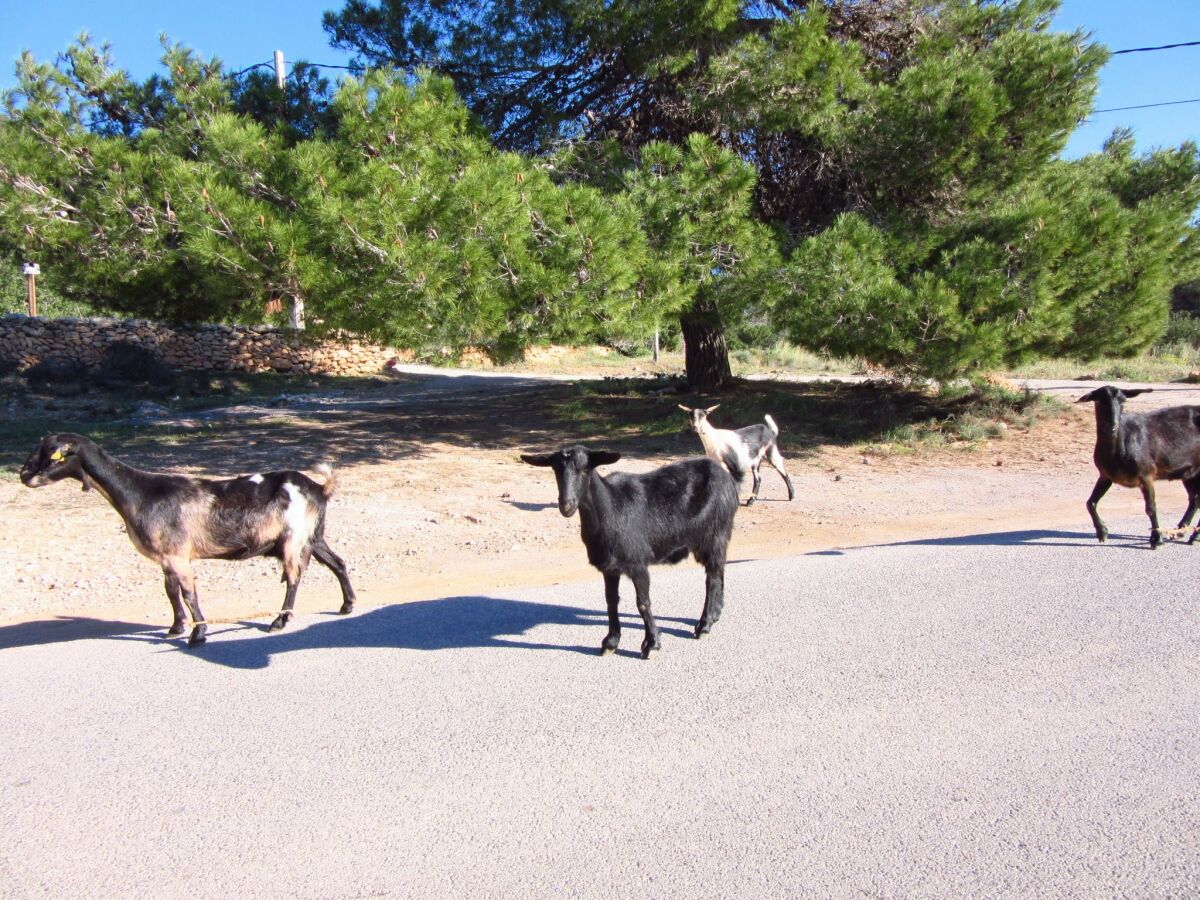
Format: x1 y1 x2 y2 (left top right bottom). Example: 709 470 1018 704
600 571 621 655
269 549 310 633
1086 477 1112 543
694 555 727 639
1180 474 1200 544
313 538 356 614
630 567 661 659
767 445 796 501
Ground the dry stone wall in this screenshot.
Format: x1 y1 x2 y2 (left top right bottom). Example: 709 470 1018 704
0 315 406 377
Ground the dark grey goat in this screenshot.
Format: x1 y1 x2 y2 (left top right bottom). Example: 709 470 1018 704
679 404 796 505
521 446 742 658
20 433 356 645
1077 385 1200 548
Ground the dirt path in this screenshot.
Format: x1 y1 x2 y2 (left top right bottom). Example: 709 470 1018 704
2 371 1191 630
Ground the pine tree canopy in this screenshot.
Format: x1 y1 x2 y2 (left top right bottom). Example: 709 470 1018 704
1 3 1197 382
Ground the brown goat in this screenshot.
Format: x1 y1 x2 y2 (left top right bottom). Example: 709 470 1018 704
20 433 356 645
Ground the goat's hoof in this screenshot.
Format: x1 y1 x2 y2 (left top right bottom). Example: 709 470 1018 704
337 602 354 615
640 640 661 660
187 629 207 647
745 497 756 507
268 615 290 633
694 621 711 639
600 635 620 655
167 623 187 637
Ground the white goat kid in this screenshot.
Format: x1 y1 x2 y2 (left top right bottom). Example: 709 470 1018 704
680 404 796 505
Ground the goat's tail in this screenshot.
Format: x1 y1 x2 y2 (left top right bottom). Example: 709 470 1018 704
720 447 747 485
314 463 338 499
764 413 780 435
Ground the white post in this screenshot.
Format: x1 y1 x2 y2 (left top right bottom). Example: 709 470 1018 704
274 50 286 90
290 296 305 331
653 328 660 364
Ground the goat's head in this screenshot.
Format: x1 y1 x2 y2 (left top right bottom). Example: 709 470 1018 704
521 445 621 517
1076 385 1153 407
20 433 94 491
678 404 720 433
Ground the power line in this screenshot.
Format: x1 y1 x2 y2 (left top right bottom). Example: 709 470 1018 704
1112 40 1200 55
1092 97 1200 113
273 39 1200 75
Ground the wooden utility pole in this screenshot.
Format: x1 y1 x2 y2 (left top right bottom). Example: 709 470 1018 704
23 262 40 317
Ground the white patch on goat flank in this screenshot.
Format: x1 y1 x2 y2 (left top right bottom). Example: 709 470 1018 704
280 482 320 576
282 483 312 534
248 474 264 484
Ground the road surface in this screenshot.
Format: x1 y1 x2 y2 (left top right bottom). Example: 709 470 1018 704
1 512 1196 897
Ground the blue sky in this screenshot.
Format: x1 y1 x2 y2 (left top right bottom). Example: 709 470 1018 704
1 0 1196 159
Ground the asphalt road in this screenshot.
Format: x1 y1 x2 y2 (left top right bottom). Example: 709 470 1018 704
1 512 1197 898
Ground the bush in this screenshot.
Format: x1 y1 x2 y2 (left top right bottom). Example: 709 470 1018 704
1156 313 1200 352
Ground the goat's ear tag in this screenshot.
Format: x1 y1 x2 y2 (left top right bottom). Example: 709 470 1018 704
50 450 65 462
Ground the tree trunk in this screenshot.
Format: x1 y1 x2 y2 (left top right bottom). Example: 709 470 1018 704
680 300 732 392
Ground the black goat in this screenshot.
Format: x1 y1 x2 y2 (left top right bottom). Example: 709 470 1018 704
521 446 742 658
1077 385 1200 548
20 433 356 645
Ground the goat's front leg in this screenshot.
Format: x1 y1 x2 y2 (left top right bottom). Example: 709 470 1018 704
630 567 660 659
1140 477 1162 549
600 571 621 655
162 569 189 637
1086 476 1112 543
746 466 762 506
171 564 207 646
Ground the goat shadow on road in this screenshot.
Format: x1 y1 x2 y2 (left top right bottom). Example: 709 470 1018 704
0 596 701 667
807 528 1163 555
0 616 161 651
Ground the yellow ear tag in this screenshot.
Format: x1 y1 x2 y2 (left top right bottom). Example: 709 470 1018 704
50 450 65 462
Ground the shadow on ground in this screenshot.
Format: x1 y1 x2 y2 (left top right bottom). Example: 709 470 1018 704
0 596 702 668
0 616 162 651
2 368 1058 475
807 527 1164 555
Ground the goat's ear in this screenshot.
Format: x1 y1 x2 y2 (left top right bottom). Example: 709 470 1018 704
1124 388 1153 398
705 404 720 414
520 453 556 467
1076 389 1098 403
587 450 621 468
